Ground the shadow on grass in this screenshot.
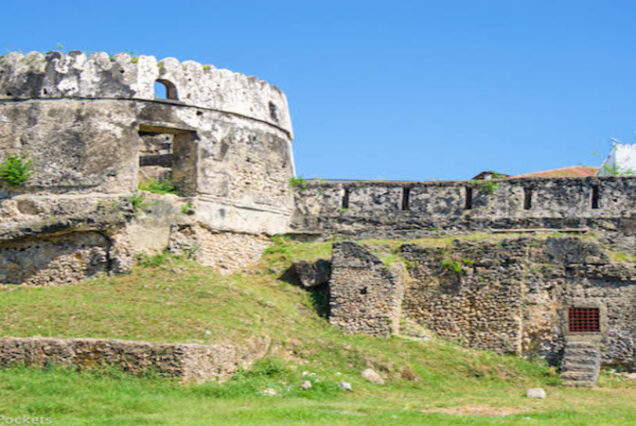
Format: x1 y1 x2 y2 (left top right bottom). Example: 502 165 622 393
279 266 330 319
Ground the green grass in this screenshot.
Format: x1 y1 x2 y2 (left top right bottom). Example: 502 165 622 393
138 178 178 195
0 236 634 424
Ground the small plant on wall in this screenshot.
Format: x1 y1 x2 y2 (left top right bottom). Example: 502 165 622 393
289 176 308 190
138 178 178 195
0 153 33 186
470 179 499 194
441 259 465 275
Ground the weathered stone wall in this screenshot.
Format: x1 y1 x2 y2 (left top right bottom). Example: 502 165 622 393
0 194 134 285
292 178 636 251
0 100 139 195
0 97 295 233
400 241 524 354
329 238 636 368
0 51 292 136
0 232 110 285
169 225 271 274
0 51 296 283
0 336 270 382
329 242 404 337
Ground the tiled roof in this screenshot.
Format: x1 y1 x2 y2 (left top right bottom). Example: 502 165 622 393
511 166 599 178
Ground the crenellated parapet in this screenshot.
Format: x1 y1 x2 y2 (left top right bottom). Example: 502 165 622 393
0 51 292 136
292 176 636 246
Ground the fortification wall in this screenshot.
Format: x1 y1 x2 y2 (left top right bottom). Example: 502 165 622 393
0 51 292 136
0 51 296 283
292 177 636 249
328 238 636 367
329 242 404 337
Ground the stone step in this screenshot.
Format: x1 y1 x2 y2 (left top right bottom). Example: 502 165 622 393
563 348 600 358
562 357 600 367
561 371 599 383
562 364 599 374
565 340 600 347
560 339 601 387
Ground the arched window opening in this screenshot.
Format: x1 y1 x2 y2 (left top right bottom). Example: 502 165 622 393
154 79 178 100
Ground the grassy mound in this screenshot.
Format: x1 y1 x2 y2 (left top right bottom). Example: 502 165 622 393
0 236 634 424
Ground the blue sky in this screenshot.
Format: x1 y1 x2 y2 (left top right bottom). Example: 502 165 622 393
1 1 635 180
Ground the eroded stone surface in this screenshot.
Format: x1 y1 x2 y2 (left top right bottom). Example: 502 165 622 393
0 336 270 382
0 51 295 283
292 178 636 251
329 238 636 368
329 242 404 337
0 51 292 136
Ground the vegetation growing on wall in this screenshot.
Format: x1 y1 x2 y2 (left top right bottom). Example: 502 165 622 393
600 163 636 176
139 178 178 195
127 192 146 211
0 154 33 186
289 176 308 190
470 179 500 194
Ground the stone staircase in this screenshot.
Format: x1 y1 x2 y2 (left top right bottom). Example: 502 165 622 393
560 338 601 387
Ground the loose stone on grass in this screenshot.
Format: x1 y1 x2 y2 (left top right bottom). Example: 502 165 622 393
526 388 546 399
361 368 385 385
339 381 353 391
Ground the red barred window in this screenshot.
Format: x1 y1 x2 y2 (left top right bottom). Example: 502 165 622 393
568 308 600 333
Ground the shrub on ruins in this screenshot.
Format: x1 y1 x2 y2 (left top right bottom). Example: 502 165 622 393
440 259 465 275
138 178 178 194
470 179 499 194
289 176 308 190
0 153 33 186
600 163 636 176
127 192 147 212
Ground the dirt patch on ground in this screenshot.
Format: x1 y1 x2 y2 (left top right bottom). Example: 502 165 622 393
424 404 530 417
593 387 636 395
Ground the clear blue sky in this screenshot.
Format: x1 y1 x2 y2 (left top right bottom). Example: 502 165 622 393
2 1 634 180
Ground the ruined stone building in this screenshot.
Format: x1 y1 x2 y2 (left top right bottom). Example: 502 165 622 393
0 50 295 283
0 51 634 381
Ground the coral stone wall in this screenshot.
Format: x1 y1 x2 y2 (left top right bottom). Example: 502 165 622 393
0 51 296 233
0 336 270 382
329 242 404 337
0 232 110 285
292 178 636 250
400 242 524 354
328 238 636 367
0 51 292 136
0 51 296 283
0 100 139 195
169 225 271 274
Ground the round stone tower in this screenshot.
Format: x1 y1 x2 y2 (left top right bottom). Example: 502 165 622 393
0 51 296 284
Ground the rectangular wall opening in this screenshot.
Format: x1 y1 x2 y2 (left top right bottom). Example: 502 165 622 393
591 185 600 209
138 124 198 196
523 187 532 210
401 187 410 211
138 131 173 182
568 307 600 333
465 187 473 210
342 187 350 209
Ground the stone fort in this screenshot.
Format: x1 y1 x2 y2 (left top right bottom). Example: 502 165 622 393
0 51 634 383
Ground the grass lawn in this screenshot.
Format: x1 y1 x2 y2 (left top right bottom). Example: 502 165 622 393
0 236 634 424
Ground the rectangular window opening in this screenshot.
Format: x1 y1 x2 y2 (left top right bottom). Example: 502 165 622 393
465 187 473 210
524 187 532 210
137 124 198 196
568 307 600 333
342 187 350 209
401 187 410 211
591 185 599 209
